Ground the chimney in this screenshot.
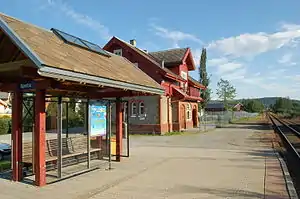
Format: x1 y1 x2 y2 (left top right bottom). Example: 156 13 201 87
130 39 136 46
161 60 165 68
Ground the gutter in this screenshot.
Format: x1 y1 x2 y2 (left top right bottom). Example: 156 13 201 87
38 66 165 95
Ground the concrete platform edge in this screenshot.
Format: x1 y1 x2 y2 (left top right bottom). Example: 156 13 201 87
275 150 299 199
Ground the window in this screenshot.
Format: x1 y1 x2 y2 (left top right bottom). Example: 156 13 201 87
113 49 122 56
180 71 188 80
187 111 191 120
186 103 192 120
131 102 137 116
139 102 145 115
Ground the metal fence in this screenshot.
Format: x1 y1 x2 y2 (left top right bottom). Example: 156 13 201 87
200 111 259 127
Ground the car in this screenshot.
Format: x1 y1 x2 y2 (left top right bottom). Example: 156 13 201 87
0 143 11 161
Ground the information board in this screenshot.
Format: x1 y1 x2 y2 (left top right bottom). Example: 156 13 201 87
89 101 107 137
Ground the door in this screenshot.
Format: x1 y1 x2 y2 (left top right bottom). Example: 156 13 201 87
192 108 197 127
180 104 186 130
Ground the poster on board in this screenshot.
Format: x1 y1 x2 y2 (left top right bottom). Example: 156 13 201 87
89 101 107 137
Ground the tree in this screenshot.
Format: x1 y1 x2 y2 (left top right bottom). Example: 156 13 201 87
273 97 294 117
216 78 237 109
243 99 264 113
199 48 211 108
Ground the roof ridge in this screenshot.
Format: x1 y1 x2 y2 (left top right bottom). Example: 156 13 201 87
113 36 149 54
149 47 188 54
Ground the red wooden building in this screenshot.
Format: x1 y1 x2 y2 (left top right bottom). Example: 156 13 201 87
104 37 206 133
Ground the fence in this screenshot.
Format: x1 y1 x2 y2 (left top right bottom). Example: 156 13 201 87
200 111 259 127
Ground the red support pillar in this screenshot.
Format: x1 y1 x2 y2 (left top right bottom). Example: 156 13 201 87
12 91 23 181
34 90 46 186
116 98 123 162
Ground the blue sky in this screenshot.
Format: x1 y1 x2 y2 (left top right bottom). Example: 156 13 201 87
1 0 300 99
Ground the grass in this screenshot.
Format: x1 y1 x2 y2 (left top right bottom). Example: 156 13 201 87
230 114 264 123
0 160 11 171
163 131 184 136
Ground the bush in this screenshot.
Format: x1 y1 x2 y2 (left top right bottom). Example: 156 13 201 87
0 117 11 135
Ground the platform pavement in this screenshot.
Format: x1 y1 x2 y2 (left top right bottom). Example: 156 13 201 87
0 124 291 199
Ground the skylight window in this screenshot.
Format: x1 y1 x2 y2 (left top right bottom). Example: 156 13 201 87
51 28 110 57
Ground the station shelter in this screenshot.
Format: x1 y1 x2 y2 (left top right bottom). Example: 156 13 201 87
0 13 164 186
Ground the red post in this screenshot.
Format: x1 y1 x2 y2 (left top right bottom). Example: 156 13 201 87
116 98 123 162
34 90 46 186
12 91 23 181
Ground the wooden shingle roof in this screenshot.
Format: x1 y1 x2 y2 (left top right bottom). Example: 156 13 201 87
0 13 163 94
149 48 188 66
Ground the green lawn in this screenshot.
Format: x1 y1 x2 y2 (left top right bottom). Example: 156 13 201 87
230 115 263 123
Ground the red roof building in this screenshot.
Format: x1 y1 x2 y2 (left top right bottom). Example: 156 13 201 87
104 37 205 133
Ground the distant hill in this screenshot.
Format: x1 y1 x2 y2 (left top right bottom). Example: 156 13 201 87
211 97 300 108
242 97 300 107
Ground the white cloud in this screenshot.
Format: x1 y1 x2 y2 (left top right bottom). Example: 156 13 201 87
254 72 261 76
281 23 300 31
46 0 111 41
207 23 300 58
278 53 292 64
221 67 246 80
218 62 243 74
207 57 228 66
150 24 203 48
285 75 300 81
278 53 297 66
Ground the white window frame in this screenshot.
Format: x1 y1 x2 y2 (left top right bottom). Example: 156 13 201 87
180 71 188 80
131 102 137 117
186 103 192 120
139 102 145 115
113 49 122 56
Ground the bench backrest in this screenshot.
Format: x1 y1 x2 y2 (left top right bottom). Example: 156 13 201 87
69 136 88 152
22 135 89 163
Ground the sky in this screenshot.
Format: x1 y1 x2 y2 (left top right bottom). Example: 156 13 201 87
1 0 300 100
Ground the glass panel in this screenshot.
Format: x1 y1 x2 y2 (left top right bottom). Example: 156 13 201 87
52 29 110 56
21 94 35 183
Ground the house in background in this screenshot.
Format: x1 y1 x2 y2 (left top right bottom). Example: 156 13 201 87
104 37 205 134
205 102 226 112
0 92 11 114
233 102 244 111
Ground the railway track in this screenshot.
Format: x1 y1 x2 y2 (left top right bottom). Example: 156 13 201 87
268 113 300 197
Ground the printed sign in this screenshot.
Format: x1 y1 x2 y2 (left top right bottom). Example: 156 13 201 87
20 82 35 90
89 101 107 137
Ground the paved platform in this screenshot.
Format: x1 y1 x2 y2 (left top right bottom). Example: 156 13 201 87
0 124 291 199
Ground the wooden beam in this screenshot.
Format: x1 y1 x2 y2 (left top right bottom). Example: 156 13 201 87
0 83 18 92
12 91 23 182
34 89 46 186
116 98 123 162
0 33 5 51
11 50 21 62
0 60 35 72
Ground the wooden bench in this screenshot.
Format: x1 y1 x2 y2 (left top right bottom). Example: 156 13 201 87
22 136 102 170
